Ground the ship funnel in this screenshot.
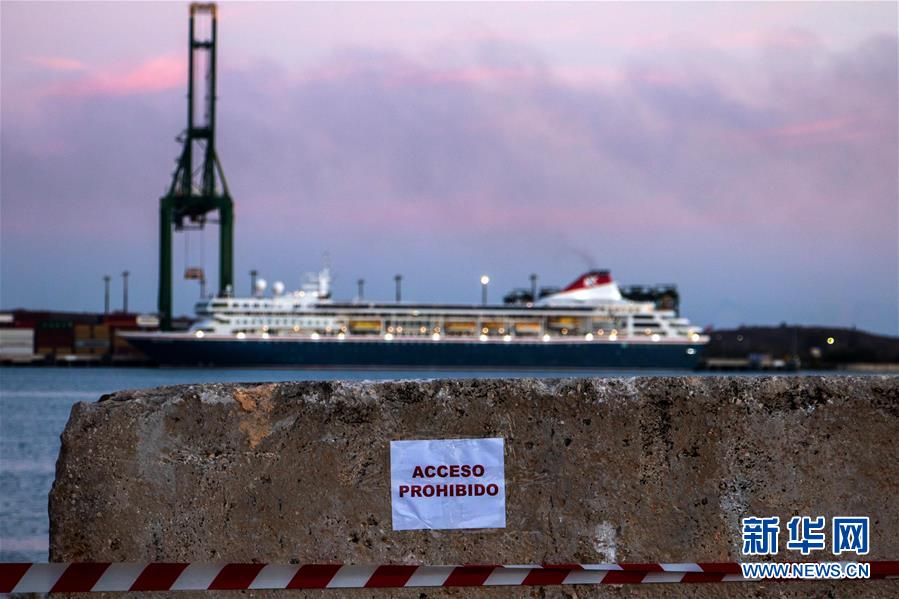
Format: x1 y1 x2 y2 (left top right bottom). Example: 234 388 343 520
536 270 622 306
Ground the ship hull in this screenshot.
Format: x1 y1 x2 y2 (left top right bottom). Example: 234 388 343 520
124 334 704 369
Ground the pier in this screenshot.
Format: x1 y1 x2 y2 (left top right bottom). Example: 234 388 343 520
49 376 898 595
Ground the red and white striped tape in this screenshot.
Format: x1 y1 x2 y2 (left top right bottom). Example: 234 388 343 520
1 562 897 593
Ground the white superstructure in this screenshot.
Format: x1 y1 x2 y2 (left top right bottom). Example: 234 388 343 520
188 269 706 346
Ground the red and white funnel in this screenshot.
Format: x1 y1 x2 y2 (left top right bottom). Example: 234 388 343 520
537 270 623 305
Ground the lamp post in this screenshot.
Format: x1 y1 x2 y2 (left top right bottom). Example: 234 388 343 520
357 278 365 301
480 275 490 305
121 270 130 313
395 274 402 303
103 275 111 315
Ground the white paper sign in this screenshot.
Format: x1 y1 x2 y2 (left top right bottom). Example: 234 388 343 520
390 437 506 531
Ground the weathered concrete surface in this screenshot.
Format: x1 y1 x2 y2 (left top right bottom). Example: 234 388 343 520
50 376 899 597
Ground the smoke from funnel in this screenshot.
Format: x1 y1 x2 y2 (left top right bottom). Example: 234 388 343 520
565 245 598 270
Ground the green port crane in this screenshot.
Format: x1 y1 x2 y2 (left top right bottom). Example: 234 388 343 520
158 3 233 330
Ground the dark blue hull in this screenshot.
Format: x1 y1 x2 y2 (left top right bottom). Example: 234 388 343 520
125 336 705 369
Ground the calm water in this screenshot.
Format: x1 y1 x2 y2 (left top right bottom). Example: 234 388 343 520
0 366 883 562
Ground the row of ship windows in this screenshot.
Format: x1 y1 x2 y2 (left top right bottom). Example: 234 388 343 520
220 322 678 335
218 329 696 340
217 319 682 334
219 318 644 332
228 319 330 326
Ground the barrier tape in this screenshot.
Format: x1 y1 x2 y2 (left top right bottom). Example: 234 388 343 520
1 562 897 593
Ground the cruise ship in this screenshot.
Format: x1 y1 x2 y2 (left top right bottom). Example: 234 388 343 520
123 269 708 368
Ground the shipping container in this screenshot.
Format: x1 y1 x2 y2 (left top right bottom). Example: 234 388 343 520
0 328 34 356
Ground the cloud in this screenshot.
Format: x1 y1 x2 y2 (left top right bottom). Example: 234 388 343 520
1 32 896 332
43 54 185 97
26 55 87 71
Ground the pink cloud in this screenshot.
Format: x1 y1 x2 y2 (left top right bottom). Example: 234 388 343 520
728 117 871 149
749 117 875 147
290 62 540 87
391 65 537 86
761 29 820 50
255 190 719 237
704 28 820 52
766 117 853 138
26 55 87 71
44 54 185 97
289 60 680 92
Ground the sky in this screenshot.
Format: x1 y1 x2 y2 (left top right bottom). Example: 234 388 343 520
1 1 897 334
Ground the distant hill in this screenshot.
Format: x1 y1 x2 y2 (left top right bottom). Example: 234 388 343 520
706 325 899 367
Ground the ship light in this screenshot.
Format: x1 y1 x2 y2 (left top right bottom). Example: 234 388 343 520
236 332 246 340
498 327 505 334
827 337 835 345
503 334 512 342
310 332 320 340
597 329 605 336
337 332 346 340
262 325 269 332
261 332 270 339
645 329 652 335
561 328 568 335
479 334 489 342
611 329 618 336
585 333 594 341
687 348 696 355
690 333 700 342
432 333 441 341
542 333 551 342
387 326 395 333
419 326 427 334
397 326 404 333
481 327 489 334
195 330 205 338
608 333 618 341
293 325 300 332
651 334 661 342
384 333 394 341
